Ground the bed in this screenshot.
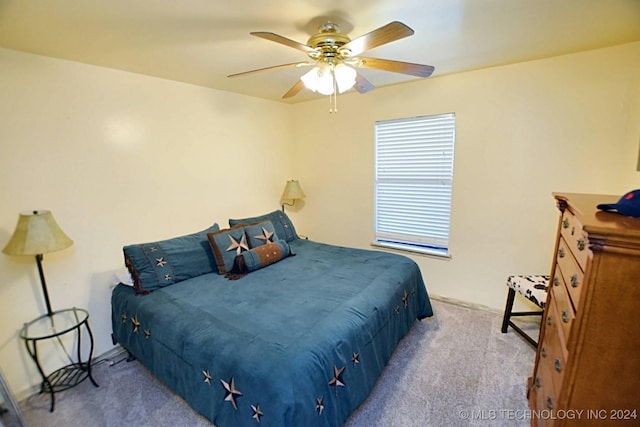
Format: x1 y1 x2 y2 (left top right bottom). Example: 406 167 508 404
111 211 433 426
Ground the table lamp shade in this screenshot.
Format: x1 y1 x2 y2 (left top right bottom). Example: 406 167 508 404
3 210 73 256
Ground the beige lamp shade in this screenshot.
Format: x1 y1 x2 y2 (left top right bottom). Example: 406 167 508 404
281 180 306 201
3 210 73 256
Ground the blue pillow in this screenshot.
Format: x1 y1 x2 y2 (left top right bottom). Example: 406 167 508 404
207 225 249 275
229 210 298 242
123 224 220 294
243 220 279 248
240 240 291 273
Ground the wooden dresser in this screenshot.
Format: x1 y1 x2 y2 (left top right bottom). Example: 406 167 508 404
528 193 640 426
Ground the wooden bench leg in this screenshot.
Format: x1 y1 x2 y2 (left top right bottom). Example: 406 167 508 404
501 287 516 333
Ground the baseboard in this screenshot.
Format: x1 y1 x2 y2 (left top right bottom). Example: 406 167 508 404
93 344 127 364
429 293 502 314
14 381 40 403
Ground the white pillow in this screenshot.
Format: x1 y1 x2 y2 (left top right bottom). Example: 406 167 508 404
112 268 134 287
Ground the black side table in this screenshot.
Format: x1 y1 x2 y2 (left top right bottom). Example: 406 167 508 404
20 307 99 412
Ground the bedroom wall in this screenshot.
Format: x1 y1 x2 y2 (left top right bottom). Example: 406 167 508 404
290 42 640 311
1 41 638 400
0 48 295 396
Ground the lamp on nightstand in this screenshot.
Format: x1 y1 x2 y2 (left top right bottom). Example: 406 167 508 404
3 210 73 316
281 180 305 212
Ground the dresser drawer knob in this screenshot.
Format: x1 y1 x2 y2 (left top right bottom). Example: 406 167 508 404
541 347 547 358
577 238 586 251
535 377 541 388
571 226 575 236
553 276 560 286
555 358 562 373
547 315 553 326
546 396 553 410
571 274 579 288
562 219 569 229
562 310 569 323
559 248 565 258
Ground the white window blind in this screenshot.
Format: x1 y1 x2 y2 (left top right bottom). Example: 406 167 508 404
374 113 455 256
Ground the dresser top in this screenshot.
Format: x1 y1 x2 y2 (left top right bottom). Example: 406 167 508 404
554 192 640 239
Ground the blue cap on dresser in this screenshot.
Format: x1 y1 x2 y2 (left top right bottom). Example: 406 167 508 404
597 189 640 218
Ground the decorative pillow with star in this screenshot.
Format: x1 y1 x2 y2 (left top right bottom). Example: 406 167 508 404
206 225 249 275
243 220 279 248
123 223 220 294
228 210 299 242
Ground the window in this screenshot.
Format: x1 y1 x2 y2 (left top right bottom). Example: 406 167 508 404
374 113 455 257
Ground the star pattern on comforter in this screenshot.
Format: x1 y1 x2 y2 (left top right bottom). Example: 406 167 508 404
221 377 242 410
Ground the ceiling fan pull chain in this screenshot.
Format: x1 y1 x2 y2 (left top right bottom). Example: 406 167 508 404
330 69 338 113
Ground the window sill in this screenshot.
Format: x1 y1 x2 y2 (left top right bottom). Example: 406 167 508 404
371 241 451 260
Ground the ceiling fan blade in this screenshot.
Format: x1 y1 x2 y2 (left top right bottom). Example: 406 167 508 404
228 62 313 78
356 57 435 77
354 72 375 94
282 80 305 99
251 31 314 53
340 21 414 57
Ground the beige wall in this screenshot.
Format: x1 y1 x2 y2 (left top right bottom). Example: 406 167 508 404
1 41 639 397
0 48 294 396
290 41 640 309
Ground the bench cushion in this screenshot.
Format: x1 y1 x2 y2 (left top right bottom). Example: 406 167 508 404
507 275 549 308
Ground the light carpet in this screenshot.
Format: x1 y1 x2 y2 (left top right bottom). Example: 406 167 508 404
7 298 539 427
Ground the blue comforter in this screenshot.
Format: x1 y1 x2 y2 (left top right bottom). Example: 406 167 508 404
111 239 432 426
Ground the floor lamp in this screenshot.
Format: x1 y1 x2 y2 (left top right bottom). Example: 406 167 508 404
3 210 73 316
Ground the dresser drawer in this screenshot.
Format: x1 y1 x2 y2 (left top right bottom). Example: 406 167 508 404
542 296 568 392
551 272 575 342
560 209 590 271
533 359 555 427
557 237 585 311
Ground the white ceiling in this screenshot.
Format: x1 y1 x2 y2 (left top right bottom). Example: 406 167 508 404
1 0 639 103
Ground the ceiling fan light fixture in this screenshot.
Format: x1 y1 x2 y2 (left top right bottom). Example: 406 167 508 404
334 63 356 93
301 63 356 95
301 64 331 95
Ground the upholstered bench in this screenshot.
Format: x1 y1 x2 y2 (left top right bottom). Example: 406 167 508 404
500 275 549 347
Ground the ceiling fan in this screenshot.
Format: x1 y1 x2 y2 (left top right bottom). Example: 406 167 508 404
228 21 435 102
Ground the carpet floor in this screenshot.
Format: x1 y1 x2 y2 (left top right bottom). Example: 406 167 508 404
5 298 539 427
